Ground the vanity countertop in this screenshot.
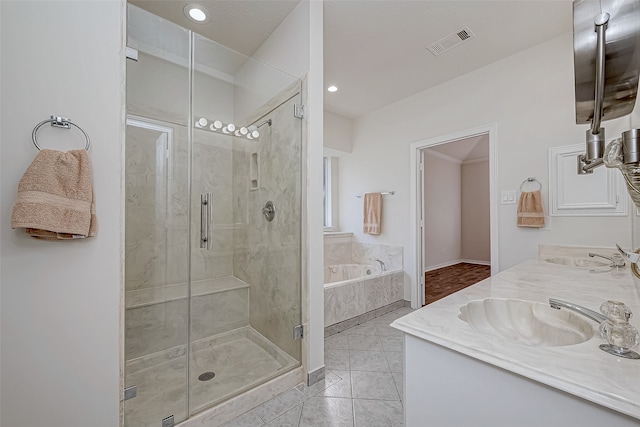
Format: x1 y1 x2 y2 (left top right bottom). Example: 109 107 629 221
391 256 640 420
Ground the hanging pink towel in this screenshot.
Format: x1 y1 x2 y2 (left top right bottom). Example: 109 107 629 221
363 192 382 235
517 190 545 228
11 149 96 239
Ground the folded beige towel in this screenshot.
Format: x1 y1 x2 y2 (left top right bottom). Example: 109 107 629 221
11 149 96 239
363 192 382 235
517 190 545 228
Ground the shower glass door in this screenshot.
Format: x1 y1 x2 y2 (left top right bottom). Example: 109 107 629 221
124 5 302 426
188 33 302 415
124 6 191 427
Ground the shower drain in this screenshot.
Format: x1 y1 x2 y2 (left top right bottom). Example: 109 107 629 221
198 372 216 381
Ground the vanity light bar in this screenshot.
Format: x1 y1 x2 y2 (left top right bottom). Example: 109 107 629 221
194 117 260 140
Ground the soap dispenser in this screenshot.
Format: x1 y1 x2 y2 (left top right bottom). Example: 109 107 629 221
599 300 640 359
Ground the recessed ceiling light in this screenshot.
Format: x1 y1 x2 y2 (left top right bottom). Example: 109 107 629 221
184 4 210 23
327 85 338 93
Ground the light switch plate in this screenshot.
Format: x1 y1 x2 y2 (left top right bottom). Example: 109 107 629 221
501 190 517 204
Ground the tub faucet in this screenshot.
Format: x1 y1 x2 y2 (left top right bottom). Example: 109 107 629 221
588 252 625 268
548 298 607 324
370 258 387 271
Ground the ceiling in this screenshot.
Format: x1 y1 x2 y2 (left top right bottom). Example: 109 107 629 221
129 0 300 57
427 134 489 163
129 0 574 119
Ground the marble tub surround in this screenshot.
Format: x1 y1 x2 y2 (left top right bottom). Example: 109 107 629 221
391 254 640 420
325 270 404 327
324 235 404 328
324 233 403 270
323 233 353 265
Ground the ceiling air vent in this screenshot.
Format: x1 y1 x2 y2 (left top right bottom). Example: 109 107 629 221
426 27 475 56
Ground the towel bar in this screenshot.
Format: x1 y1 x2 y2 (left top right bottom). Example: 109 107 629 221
356 191 395 198
519 177 541 192
32 115 91 151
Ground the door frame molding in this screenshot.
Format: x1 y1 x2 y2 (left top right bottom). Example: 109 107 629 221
408 123 499 308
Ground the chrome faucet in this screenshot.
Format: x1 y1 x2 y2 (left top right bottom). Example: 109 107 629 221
370 258 387 271
549 298 607 324
588 252 625 268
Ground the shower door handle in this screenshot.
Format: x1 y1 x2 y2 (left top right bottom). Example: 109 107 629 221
200 192 213 250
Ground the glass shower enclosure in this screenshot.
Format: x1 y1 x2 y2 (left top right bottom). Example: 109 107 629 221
124 5 302 426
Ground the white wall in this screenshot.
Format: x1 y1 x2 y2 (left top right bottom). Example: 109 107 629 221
342 32 635 301
324 111 353 153
423 152 461 268
0 2 124 427
461 160 490 263
251 0 325 380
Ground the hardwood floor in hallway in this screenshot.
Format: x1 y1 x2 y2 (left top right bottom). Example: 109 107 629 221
424 263 491 305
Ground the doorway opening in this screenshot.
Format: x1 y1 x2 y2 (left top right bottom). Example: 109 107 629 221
409 124 498 307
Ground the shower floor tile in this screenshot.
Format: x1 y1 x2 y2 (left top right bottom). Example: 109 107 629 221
124 327 298 427
190 327 298 413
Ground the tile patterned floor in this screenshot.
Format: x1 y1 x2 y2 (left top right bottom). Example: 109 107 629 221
425 262 491 305
221 307 413 427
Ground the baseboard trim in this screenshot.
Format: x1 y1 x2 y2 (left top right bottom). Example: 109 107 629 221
424 259 490 272
460 259 491 266
324 300 408 337
307 366 325 386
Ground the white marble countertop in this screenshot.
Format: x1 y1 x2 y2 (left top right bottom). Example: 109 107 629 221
391 250 640 420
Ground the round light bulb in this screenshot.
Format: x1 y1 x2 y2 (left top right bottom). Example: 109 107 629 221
222 127 229 134
227 123 236 132
240 127 248 135
198 117 208 127
251 130 260 138
184 5 210 23
213 120 222 129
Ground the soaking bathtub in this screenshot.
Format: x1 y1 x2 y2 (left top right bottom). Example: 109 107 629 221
324 263 404 327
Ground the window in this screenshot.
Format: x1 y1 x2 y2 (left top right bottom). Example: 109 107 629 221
323 155 339 231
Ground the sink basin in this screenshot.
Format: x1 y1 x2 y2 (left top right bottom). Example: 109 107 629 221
544 257 608 268
459 298 594 347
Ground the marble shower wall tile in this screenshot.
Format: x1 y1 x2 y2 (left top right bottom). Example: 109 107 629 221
125 298 188 360
190 288 249 341
126 286 250 360
191 132 234 280
125 124 190 292
232 94 303 363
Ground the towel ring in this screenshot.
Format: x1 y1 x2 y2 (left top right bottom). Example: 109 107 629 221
32 116 91 151
520 177 542 192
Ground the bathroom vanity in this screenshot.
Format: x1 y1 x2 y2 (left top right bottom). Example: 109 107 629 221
392 247 640 426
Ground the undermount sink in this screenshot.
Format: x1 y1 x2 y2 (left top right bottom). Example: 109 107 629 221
544 257 608 268
459 298 594 347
